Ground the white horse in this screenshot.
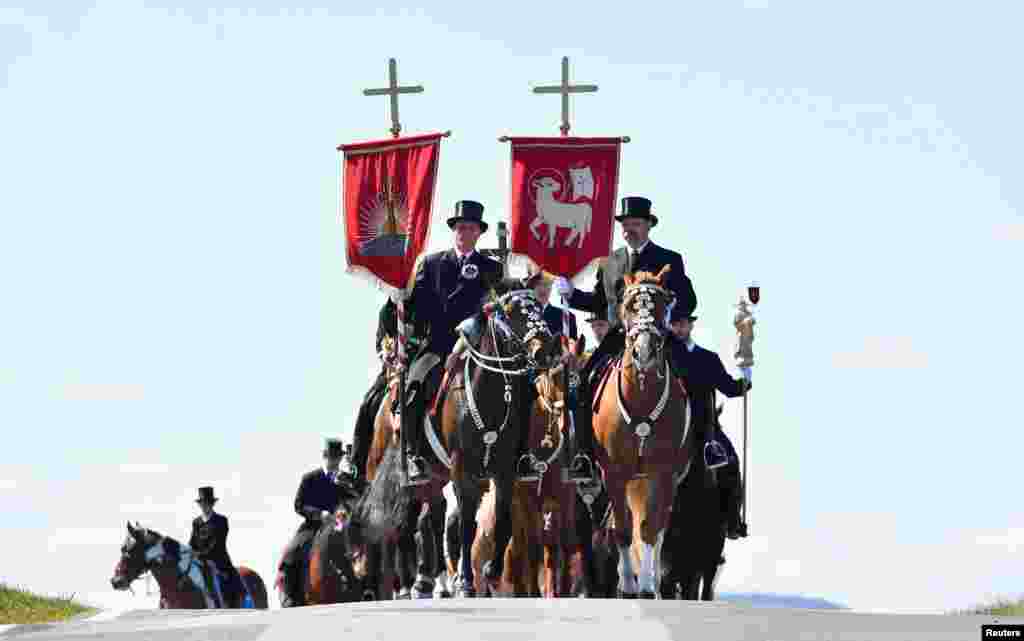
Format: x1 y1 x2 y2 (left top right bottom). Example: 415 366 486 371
530 176 593 249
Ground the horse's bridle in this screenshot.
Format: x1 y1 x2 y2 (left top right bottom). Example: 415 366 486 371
621 282 673 383
461 289 554 468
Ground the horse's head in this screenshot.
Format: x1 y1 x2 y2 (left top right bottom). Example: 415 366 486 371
620 266 674 372
110 521 163 590
491 272 559 370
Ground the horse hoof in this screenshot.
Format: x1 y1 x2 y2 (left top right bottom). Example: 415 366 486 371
362 590 376 601
640 591 656 600
412 582 434 599
618 591 638 599
438 591 452 599
456 589 476 599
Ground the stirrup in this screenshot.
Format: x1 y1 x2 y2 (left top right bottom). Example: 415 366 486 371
516 454 541 482
704 442 728 470
567 454 594 483
404 455 431 486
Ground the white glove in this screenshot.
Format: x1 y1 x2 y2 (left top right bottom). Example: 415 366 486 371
554 276 573 297
321 510 331 521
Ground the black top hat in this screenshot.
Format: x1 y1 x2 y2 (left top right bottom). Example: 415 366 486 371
615 196 658 227
196 486 218 504
446 200 488 234
323 438 344 458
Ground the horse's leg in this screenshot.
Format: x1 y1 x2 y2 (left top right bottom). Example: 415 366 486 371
412 502 436 598
429 495 448 598
606 473 637 597
483 474 514 589
456 482 480 597
444 510 460 596
558 510 575 597
541 536 556 598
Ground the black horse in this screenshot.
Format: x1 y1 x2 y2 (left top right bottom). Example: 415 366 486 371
658 404 728 600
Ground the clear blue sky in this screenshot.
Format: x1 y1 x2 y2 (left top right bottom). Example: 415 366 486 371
1 0 1022 613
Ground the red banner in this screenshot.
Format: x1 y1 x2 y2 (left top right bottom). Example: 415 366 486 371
506 137 621 283
338 132 443 293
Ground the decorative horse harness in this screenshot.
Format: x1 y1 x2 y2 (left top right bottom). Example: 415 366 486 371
426 289 553 470
615 282 690 457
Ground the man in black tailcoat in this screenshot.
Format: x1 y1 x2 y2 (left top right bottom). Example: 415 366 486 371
672 315 751 539
554 196 698 483
189 486 245 606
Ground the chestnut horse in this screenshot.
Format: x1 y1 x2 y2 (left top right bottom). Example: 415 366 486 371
111 522 268 609
463 336 586 597
592 267 693 598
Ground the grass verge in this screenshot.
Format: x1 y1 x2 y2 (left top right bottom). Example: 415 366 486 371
0 583 96 625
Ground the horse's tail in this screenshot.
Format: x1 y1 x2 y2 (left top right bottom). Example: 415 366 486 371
355 443 414 544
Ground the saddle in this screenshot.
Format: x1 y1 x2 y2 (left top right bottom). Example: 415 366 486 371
430 357 464 418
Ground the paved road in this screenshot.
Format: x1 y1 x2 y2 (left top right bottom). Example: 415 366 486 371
0 599 1017 641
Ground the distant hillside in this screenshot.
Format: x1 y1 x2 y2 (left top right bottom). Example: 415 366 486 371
718 592 847 610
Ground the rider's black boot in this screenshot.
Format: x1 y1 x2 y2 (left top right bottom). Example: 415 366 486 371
567 378 595 483
404 381 434 486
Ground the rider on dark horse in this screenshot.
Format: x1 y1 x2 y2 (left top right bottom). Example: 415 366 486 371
671 315 751 539
554 196 699 483
279 438 363 607
402 199 541 486
189 486 245 607
351 298 399 482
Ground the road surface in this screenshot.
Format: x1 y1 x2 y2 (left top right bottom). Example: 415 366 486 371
0 599 1017 640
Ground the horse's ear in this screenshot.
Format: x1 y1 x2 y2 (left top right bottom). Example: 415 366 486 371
716 404 724 418
127 521 135 535
655 264 672 285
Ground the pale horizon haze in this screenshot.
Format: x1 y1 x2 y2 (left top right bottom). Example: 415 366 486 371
1 1 1022 615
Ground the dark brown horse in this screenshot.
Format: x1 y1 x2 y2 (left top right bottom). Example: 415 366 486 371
341 274 557 598
439 281 558 596
359 334 446 600
661 404 728 601
111 522 268 609
462 336 584 597
591 267 694 598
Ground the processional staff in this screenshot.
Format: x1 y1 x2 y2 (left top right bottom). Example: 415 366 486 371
734 281 759 533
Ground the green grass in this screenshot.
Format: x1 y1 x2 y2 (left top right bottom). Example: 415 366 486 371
950 595 1024 617
0 584 96 625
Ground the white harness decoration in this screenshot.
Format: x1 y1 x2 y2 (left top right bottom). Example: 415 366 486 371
617 282 691 458
427 290 552 471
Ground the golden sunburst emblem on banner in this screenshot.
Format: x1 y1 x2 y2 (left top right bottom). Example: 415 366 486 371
357 174 409 257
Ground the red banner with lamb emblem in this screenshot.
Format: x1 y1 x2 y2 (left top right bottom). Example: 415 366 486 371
338 132 444 294
506 137 621 283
